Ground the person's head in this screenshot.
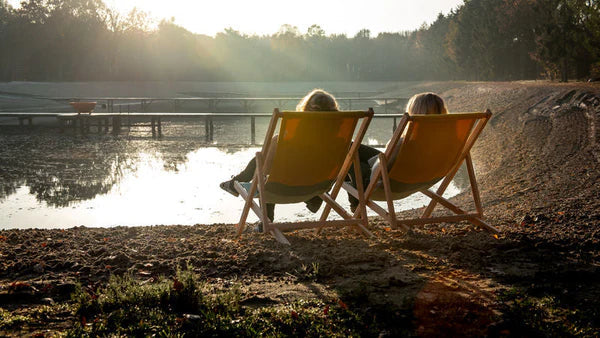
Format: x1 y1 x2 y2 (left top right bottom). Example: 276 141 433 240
296 89 339 111
406 92 448 115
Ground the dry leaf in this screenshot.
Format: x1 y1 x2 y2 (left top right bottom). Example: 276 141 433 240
173 279 184 292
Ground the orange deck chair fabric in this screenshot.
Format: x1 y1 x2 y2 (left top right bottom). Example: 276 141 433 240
342 111 498 233
234 108 374 245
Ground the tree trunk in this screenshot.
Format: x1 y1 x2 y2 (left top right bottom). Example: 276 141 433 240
561 58 568 82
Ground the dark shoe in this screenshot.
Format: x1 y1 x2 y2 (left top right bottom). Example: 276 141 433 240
219 179 238 197
348 194 359 213
305 196 323 213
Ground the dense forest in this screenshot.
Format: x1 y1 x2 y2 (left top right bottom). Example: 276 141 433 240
0 0 599 82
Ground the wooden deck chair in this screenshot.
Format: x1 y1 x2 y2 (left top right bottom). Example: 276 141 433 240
339 110 499 233
233 108 375 245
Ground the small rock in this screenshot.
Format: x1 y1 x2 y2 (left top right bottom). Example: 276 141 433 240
33 263 44 273
55 283 77 297
184 314 202 321
534 213 549 223
521 214 533 225
106 253 131 267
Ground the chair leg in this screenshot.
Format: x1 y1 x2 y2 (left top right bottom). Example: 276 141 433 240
352 152 370 232
236 180 257 237
234 181 265 237
378 154 401 230
421 158 465 219
465 154 484 217
270 229 291 245
421 189 465 215
469 217 500 233
254 152 270 233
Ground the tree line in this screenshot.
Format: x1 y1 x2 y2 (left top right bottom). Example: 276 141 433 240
0 0 598 82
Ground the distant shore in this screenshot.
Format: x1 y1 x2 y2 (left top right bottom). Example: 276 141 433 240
1 81 599 335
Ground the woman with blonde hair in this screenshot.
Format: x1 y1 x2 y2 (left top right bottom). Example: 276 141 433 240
405 92 448 115
347 92 448 211
220 89 339 225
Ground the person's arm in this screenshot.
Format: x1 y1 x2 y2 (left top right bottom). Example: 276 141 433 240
387 136 403 169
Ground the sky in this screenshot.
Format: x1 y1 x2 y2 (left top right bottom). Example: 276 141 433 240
7 0 464 37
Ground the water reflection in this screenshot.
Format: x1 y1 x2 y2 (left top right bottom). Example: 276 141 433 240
0 124 466 229
0 130 204 207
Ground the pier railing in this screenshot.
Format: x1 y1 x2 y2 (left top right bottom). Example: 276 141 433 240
53 96 408 115
2 96 409 144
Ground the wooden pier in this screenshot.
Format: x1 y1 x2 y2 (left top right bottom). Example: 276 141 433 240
54 112 279 141
0 112 62 126
1 96 408 143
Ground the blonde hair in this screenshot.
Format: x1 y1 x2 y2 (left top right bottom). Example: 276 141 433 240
406 92 448 115
296 89 339 111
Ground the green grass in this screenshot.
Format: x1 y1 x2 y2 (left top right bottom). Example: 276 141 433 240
0 308 31 330
66 267 402 337
496 288 598 337
1 303 72 332
11 268 597 337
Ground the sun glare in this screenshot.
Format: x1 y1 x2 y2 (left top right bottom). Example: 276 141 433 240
8 0 463 36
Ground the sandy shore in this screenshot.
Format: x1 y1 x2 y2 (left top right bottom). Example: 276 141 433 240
1 81 599 335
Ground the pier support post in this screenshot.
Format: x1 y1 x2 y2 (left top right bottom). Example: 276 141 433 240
204 116 214 143
251 116 256 144
209 117 214 142
205 116 210 143
151 117 156 137
112 116 122 134
157 117 162 137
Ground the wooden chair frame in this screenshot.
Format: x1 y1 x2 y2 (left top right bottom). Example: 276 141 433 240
341 110 499 233
234 108 375 245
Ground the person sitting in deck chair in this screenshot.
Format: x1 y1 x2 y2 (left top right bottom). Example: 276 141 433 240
347 92 448 212
219 89 339 226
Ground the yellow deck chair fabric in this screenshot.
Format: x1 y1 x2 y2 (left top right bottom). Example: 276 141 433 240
234 108 375 245
264 111 359 203
370 113 477 201
341 111 499 233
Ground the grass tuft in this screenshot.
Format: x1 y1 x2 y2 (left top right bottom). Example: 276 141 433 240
0 308 32 330
67 267 395 336
496 288 598 336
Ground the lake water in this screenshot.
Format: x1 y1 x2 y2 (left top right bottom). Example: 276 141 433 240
0 120 466 229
